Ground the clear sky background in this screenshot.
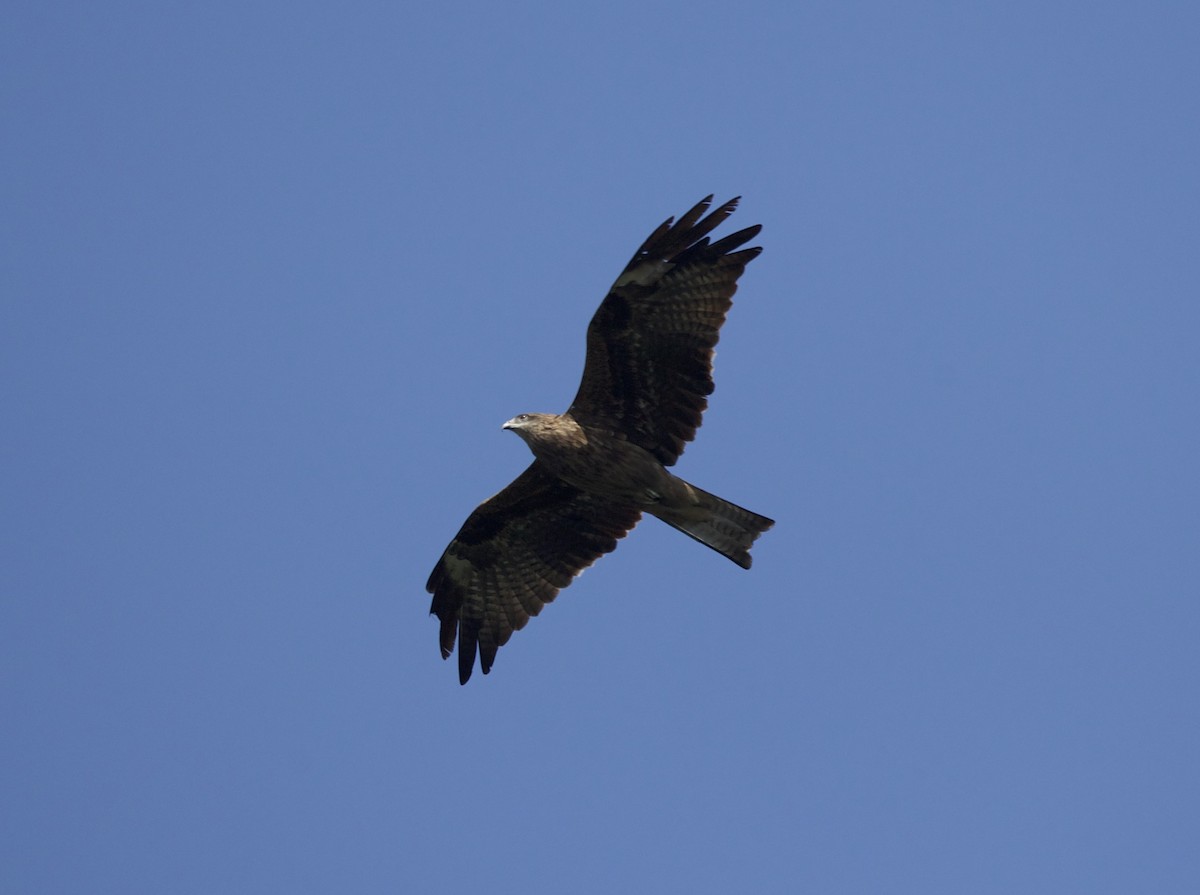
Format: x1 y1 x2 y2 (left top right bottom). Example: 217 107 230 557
3 2 1198 892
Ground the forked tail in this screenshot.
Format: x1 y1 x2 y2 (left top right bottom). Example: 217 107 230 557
651 480 774 569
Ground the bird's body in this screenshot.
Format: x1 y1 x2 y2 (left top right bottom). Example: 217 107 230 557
504 413 672 506
426 196 774 683
504 411 770 568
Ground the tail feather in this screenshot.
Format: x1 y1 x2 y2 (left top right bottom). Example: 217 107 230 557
651 480 774 568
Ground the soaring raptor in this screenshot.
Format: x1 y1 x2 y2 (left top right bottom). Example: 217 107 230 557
426 196 773 683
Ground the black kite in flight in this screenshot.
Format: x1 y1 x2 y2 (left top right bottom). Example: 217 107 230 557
426 196 773 683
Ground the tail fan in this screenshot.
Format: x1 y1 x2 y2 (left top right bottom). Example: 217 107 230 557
652 482 774 569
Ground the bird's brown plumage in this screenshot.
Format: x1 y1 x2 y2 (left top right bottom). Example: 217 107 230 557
426 462 641 685
426 196 773 684
570 196 761 466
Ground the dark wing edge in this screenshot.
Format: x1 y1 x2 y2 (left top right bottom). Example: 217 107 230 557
568 196 763 466
426 462 642 684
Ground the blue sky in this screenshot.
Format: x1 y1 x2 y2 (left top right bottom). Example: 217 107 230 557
3 1 1198 892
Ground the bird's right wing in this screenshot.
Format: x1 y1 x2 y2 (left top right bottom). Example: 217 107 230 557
426 461 642 684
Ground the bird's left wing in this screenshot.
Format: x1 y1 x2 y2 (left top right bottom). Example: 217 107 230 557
567 196 762 466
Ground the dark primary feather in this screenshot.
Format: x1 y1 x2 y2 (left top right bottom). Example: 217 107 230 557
426 462 641 684
567 195 763 466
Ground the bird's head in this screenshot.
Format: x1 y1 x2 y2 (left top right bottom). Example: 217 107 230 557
502 412 539 434
502 412 559 447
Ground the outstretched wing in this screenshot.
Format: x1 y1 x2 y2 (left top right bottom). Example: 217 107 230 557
567 196 762 466
426 461 642 684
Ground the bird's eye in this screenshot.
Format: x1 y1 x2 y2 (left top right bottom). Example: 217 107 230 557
518 414 529 421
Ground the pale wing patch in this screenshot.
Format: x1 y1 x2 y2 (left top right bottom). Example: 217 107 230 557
614 259 674 287
440 551 475 584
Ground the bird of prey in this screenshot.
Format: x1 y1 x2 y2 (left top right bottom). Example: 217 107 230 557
426 196 773 684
